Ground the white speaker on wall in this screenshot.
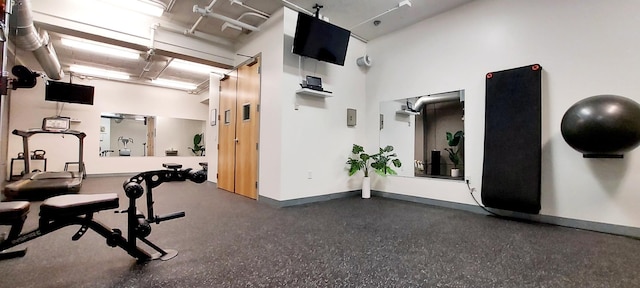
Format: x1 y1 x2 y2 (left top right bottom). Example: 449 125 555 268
356 55 372 67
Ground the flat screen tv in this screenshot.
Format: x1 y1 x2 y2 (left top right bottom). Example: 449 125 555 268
45 81 95 105
292 12 351 66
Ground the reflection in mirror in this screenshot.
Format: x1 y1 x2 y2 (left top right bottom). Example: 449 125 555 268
379 90 465 179
100 113 206 157
100 113 153 157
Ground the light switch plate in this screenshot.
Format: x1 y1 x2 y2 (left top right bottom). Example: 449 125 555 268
347 108 357 126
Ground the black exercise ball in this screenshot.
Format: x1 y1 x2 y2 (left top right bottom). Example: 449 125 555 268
561 95 640 156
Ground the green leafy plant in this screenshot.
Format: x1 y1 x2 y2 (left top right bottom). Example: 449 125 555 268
347 144 402 177
371 145 402 176
189 133 205 156
444 131 464 168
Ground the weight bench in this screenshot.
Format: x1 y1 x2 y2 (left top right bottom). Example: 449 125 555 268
39 193 119 221
1 165 207 263
0 201 30 259
0 193 163 261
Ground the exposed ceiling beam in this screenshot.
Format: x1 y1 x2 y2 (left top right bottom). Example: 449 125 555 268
29 0 235 67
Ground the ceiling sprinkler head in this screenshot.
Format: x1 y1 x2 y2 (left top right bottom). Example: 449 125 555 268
373 20 381 26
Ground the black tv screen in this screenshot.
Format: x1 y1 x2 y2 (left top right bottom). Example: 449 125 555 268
45 81 95 105
293 12 351 66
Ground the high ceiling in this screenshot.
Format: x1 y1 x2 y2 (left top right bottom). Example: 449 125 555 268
157 0 475 43
15 0 474 93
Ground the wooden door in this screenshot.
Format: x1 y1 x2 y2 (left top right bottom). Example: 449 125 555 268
234 58 260 199
217 71 237 192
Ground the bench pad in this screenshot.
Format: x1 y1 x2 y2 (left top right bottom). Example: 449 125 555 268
0 201 30 222
162 163 182 169
40 193 119 219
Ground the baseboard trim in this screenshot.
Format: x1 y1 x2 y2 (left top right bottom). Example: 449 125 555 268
372 190 640 239
258 189 640 238
259 190 360 207
373 190 484 214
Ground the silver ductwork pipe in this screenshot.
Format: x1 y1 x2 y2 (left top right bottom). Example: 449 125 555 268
412 91 463 112
193 5 260 32
12 0 64 80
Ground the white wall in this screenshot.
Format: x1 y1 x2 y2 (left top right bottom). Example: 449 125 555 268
8 61 209 175
279 8 368 200
235 8 285 200
0 83 11 183
366 0 640 227
234 7 368 201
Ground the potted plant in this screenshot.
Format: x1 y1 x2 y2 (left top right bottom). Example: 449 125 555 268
444 130 463 177
347 144 402 198
188 133 205 156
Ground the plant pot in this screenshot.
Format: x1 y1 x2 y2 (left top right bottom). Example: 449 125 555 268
451 168 460 178
362 176 371 199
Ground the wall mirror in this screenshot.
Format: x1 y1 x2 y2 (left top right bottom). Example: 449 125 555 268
379 90 465 179
100 113 206 157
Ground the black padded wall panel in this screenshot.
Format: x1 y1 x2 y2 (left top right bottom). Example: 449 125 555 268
481 64 542 214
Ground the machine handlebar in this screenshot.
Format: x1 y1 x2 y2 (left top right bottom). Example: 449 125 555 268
152 212 186 224
121 165 206 228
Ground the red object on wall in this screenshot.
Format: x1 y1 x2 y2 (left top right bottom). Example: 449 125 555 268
1 0 5 22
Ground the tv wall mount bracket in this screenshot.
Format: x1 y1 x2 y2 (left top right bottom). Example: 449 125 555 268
313 4 323 18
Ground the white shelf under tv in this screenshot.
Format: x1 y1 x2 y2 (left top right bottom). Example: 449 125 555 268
296 88 333 98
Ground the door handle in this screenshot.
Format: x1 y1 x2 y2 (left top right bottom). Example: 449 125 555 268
234 138 239 143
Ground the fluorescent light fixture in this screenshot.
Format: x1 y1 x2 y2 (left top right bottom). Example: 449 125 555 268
61 38 139 60
151 78 198 90
169 59 229 75
70 65 131 80
102 0 166 17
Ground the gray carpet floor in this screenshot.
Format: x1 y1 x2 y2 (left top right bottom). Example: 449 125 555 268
1 176 640 288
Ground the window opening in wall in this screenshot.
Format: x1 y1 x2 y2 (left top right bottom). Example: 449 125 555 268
224 110 231 125
242 104 250 121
